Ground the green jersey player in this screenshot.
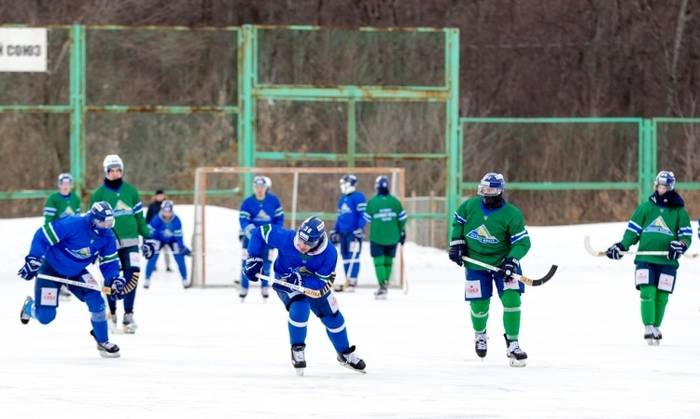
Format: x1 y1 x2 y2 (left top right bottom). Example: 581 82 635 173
43 173 81 224
90 154 153 334
448 172 530 367
363 176 406 300
605 171 692 345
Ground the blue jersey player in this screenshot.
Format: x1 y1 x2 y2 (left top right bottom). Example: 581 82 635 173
238 176 284 301
18 202 127 358
144 200 191 289
243 216 366 375
329 174 367 292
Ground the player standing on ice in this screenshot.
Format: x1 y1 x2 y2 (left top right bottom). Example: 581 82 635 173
605 171 691 345
90 154 155 334
18 202 126 357
363 175 406 299
44 173 82 300
238 176 284 301
448 172 530 367
143 200 191 289
330 174 367 292
243 216 366 375
44 173 81 223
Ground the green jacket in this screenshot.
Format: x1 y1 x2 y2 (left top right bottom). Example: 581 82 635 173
450 196 531 270
620 192 692 267
364 194 406 245
90 180 150 247
43 192 81 224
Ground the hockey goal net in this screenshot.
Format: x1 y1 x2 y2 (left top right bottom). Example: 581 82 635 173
190 166 406 289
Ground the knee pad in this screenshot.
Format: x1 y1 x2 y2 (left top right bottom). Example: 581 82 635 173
500 290 521 308
289 300 311 322
85 293 106 313
470 299 490 314
35 306 57 325
91 310 107 322
322 311 346 333
640 285 656 301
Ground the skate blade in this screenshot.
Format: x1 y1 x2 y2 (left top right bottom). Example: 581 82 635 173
509 358 527 367
647 339 660 346
122 326 137 334
338 362 367 374
295 368 304 376
375 295 387 300
98 350 121 359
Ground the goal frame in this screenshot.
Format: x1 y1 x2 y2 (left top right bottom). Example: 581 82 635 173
190 166 406 289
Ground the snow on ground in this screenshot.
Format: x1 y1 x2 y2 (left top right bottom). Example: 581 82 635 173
1 207 700 418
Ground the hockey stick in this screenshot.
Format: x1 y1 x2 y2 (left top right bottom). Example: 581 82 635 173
256 273 322 298
37 273 112 295
461 256 557 287
584 236 699 258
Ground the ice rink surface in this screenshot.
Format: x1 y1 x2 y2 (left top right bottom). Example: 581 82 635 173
1 207 700 418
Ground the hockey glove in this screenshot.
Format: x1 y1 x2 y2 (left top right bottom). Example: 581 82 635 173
182 246 192 257
448 240 465 266
244 257 264 282
399 231 406 245
106 276 126 300
668 240 687 260
605 243 624 260
281 271 303 286
352 228 365 241
329 230 340 245
500 257 520 283
18 256 42 280
238 230 245 243
141 238 160 259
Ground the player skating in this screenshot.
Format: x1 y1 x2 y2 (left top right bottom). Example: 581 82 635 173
604 171 692 345
238 176 284 301
330 174 367 292
243 216 366 375
18 202 126 357
143 200 191 289
448 172 530 367
90 155 154 334
363 176 406 299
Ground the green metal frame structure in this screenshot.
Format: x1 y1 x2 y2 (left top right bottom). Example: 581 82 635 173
1 24 699 227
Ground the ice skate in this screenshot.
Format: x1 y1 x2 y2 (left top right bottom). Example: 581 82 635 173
291 344 306 376
261 286 270 301
474 333 488 359
122 312 138 334
504 334 527 367
345 280 357 293
645 325 662 346
374 285 388 300
20 296 34 325
143 278 151 289
239 287 248 303
91 330 120 358
337 345 366 374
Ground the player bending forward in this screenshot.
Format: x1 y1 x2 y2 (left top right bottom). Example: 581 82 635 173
448 172 530 367
18 202 127 357
243 216 366 375
605 171 692 345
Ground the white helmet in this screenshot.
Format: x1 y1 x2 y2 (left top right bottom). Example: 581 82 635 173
253 176 271 191
103 154 124 176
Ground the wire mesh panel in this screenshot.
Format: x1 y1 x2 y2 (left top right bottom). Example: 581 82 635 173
86 28 238 106
461 119 641 224
256 27 445 86
84 113 236 193
0 28 70 105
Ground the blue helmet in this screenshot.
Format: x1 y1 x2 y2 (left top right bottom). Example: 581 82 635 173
654 170 675 190
57 173 73 187
340 174 358 194
89 201 115 230
477 172 505 197
296 216 326 249
375 175 389 194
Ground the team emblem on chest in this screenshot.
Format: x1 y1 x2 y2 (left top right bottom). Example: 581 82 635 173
467 224 500 244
